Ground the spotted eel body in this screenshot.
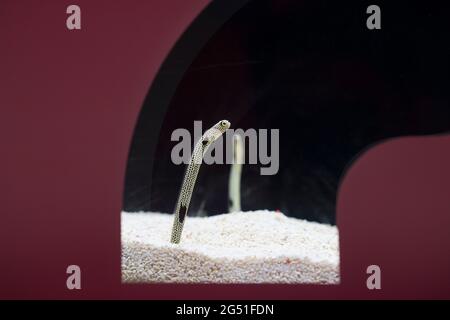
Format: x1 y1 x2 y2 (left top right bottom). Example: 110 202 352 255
170 120 231 244
228 134 243 212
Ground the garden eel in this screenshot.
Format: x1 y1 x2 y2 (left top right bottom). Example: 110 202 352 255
228 134 243 212
170 120 231 244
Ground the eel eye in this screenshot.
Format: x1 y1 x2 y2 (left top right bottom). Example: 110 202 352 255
220 120 228 127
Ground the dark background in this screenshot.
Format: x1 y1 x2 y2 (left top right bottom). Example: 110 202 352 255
124 0 450 224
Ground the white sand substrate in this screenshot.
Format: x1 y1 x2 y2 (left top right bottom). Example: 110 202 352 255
121 210 340 284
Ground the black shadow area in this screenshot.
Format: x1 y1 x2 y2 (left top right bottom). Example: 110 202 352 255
125 0 450 225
